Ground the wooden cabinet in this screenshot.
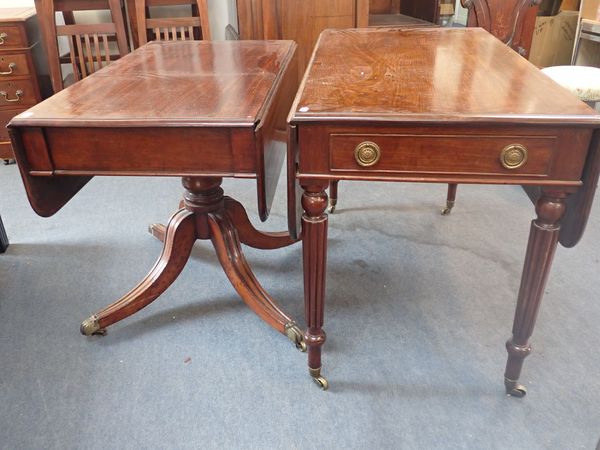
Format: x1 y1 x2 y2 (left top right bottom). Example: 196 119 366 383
0 8 45 161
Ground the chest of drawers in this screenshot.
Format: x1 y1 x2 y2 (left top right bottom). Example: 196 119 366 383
0 7 44 162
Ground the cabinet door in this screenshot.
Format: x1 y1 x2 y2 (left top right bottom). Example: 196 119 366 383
280 0 357 76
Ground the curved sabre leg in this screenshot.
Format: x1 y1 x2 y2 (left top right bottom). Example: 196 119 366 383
208 212 306 352
223 197 298 250
80 209 197 336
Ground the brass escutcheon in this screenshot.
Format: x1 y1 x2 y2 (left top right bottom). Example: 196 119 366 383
500 144 528 170
0 33 7 45
354 141 381 167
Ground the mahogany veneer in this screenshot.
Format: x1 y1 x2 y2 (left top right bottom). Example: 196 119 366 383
9 40 306 357
288 28 600 392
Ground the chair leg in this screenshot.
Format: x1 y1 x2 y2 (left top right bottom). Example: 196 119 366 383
442 183 458 215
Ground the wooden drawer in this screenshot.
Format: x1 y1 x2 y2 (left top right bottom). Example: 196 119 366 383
0 79 37 108
0 108 27 141
0 52 31 78
0 25 27 49
329 133 557 178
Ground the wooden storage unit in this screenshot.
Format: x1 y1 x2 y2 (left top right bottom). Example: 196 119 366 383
0 8 45 161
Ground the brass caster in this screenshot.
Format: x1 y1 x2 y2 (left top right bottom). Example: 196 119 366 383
284 322 307 352
505 378 527 398
441 201 454 216
309 367 329 390
327 201 337 214
313 376 329 390
3 159 15 165
80 316 106 336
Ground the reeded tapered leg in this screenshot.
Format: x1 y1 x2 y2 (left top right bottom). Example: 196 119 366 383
442 183 458 215
328 181 339 213
504 191 568 397
302 184 329 389
80 208 197 335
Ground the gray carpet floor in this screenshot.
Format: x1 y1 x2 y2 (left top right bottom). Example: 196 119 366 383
1 163 599 449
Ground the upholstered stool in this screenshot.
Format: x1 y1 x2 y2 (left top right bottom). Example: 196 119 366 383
541 66 600 107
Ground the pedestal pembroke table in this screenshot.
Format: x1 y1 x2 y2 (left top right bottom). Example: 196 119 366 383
288 28 600 392
9 40 309 354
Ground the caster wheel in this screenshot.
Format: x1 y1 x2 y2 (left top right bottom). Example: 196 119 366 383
296 340 307 353
327 205 336 214
505 379 527 398
441 207 451 215
80 316 106 336
312 376 329 391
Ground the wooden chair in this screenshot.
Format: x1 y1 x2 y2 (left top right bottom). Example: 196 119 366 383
35 0 130 93
441 0 542 215
129 0 210 47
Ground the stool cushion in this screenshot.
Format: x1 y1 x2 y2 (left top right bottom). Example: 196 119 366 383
541 66 600 102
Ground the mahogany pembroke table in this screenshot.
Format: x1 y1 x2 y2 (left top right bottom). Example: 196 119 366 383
288 28 600 392
8 40 310 354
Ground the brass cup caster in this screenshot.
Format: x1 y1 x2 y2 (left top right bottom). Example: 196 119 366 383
3 159 15 165
327 200 337 214
441 200 455 216
505 378 527 398
309 367 329 391
284 322 307 352
80 316 106 336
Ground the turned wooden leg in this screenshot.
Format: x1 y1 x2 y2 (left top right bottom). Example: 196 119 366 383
442 183 458 215
80 209 197 335
328 180 339 213
302 183 329 389
504 191 568 397
0 214 8 253
223 197 298 250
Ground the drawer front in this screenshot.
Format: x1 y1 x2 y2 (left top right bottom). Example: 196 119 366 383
0 79 37 108
0 25 27 49
0 53 31 78
0 108 28 141
330 133 557 177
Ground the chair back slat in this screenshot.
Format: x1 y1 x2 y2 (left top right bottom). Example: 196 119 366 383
35 0 130 93
133 0 210 47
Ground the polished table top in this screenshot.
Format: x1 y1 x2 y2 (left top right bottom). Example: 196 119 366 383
12 39 295 127
291 27 598 125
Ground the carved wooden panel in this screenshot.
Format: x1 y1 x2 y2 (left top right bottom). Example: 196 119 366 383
461 0 542 57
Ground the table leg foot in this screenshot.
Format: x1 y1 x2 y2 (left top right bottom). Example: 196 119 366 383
441 184 458 215
309 366 329 391
505 377 527 397
328 181 339 214
208 211 305 350
80 208 196 335
80 315 107 336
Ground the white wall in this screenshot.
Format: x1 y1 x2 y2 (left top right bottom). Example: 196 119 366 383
3 0 233 40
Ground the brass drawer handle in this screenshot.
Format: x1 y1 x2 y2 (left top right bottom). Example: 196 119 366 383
0 33 7 45
500 144 528 170
0 62 16 76
354 141 381 167
0 89 23 103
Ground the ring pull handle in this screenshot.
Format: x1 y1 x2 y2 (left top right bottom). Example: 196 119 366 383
0 33 7 45
354 141 381 167
0 89 23 103
0 62 16 76
500 144 528 170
